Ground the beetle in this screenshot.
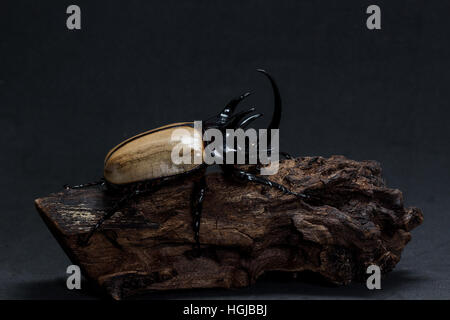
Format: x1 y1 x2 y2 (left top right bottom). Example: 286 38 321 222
66 69 310 249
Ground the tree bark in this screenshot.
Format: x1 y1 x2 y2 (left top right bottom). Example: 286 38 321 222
35 156 423 299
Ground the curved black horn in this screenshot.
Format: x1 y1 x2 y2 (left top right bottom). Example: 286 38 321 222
239 113 263 129
225 107 256 128
256 69 281 130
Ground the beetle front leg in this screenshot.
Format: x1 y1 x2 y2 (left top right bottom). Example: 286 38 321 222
223 166 309 200
280 152 294 160
190 176 207 252
253 151 295 174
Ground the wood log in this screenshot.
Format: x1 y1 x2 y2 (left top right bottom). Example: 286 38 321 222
35 156 423 299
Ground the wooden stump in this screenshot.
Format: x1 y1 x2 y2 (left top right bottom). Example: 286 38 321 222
35 156 423 299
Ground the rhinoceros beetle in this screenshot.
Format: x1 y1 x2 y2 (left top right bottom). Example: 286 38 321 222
66 70 309 249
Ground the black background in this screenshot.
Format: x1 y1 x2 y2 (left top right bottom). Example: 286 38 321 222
1 0 449 299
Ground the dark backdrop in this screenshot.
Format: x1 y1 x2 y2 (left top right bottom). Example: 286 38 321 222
1 0 449 299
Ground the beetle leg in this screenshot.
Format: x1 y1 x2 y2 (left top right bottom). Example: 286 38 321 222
252 150 293 160
190 176 207 252
64 178 105 190
78 188 138 246
253 151 294 176
222 165 309 200
280 151 294 160
79 168 208 247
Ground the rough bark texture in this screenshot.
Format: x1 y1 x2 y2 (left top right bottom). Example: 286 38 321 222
35 156 423 299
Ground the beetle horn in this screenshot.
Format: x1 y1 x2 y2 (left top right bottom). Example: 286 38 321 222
204 92 252 129
239 113 263 129
225 107 256 129
222 91 252 117
256 69 281 131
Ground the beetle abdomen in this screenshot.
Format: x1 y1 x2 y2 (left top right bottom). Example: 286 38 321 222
104 122 203 185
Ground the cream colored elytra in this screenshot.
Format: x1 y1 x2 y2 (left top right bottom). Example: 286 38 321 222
104 122 204 185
